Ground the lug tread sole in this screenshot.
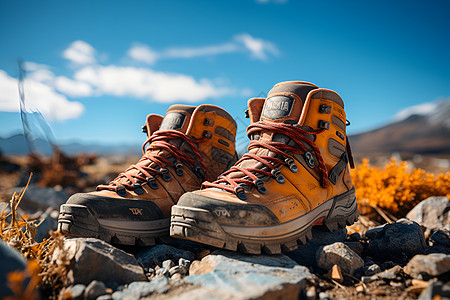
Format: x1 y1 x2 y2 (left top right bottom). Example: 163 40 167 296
58 204 169 246
170 191 359 254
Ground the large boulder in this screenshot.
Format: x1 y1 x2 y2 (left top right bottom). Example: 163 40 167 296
406 196 449 231
366 219 427 265
0 240 27 298
58 238 147 285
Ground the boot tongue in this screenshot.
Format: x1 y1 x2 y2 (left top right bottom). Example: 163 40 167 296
159 105 196 133
260 81 318 123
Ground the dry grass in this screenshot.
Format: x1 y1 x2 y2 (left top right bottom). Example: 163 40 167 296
1 173 70 300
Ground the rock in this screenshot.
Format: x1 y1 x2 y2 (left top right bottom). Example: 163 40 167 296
318 292 330 299
426 244 450 255
404 253 450 280
348 232 361 241
364 224 385 239
34 208 58 243
179 258 191 269
171 273 182 280
430 229 450 247
316 242 364 275
162 259 175 270
169 265 185 276
343 241 364 256
0 239 27 298
58 238 146 285
287 228 347 268
111 277 169 299
84 280 107 300
376 265 403 280
406 196 450 231
65 284 86 300
136 245 195 268
366 220 426 265
155 267 169 277
11 184 68 211
364 264 381 276
419 279 450 300
180 250 314 300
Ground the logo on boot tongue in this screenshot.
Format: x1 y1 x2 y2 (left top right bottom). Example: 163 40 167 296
160 112 186 130
262 95 294 120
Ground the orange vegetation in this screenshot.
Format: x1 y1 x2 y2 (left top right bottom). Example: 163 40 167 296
351 158 450 218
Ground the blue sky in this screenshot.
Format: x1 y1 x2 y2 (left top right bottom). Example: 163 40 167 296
1 0 449 152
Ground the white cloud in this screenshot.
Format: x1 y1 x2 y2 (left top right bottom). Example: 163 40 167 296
127 44 158 64
0 70 84 121
234 33 279 61
163 43 238 58
74 65 231 102
63 40 97 65
54 76 93 97
127 33 279 63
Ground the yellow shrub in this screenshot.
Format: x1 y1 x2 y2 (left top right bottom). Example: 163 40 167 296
351 158 450 217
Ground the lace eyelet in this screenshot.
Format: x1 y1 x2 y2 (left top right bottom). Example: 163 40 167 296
159 168 171 181
285 157 298 173
174 161 184 176
115 185 127 197
271 169 285 183
254 179 267 194
193 166 204 179
132 183 144 195
234 186 247 200
304 152 316 168
146 177 158 190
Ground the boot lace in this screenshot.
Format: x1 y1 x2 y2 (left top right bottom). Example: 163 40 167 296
97 130 208 196
202 121 328 200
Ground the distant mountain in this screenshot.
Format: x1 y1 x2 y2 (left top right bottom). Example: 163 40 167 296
349 100 450 155
0 134 141 156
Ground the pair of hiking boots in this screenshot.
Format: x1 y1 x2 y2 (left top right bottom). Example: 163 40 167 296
58 81 359 254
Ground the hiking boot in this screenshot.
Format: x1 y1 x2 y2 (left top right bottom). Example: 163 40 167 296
58 104 237 246
170 81 359 254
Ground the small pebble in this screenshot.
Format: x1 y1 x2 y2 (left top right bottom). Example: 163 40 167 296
319 292 330 299
306 286 316 300
84 280 107 300
162 259 175 269
156 267 169 277
171 273 182 280
179 258 191 268
169 265 182 276
364 264 381 276
65 284 85 300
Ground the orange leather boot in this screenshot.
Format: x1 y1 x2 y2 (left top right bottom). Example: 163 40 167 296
170 81 358 254
58 104 237 246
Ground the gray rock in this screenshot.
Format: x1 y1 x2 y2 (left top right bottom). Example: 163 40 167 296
58 238 146 285
178 250 314 300
178 258 191 269
136 245 195 268
287 228 347 268
404 253 450 280
364 224 385 239
34 208 58 243
364 264 381 276
111 277 169 300
361 265 403 283
419 279 450 300
84 280 107 300
97 295 113 300
366 220 426 265
406 196 450 231
430 229 450 247
318 292 330 299
11 184 68 211
155 267 169 277
162 259 175 270
65 284 86 300
316 242 364 275
0 239 27 298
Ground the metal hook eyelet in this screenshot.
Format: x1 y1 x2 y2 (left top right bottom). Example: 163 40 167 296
271 169 285 183
254 179 267 194
132 183 144 195
304 152 316 168
159 168 171 181
234 186 247 200
174 161 184 176
193 166 205 179
115 185 127 197
285 157 298 173
146 177 158 189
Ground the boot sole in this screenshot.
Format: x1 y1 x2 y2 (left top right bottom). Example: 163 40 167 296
58 204 170 246
170 188 359 254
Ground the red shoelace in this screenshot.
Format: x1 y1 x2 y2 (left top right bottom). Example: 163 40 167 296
203 121 328 199
97 130 208 196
